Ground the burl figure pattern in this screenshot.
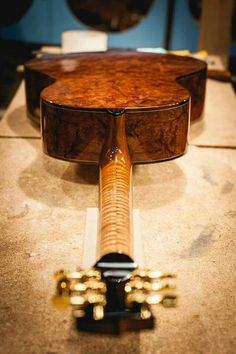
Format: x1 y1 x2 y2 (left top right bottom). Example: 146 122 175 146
24 50 207 164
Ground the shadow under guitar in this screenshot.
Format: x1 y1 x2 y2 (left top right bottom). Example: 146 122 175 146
4 106 187 211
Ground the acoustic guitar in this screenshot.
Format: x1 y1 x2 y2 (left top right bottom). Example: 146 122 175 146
24 50 207 334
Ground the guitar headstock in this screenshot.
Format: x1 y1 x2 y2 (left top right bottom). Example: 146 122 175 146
53 254 177 334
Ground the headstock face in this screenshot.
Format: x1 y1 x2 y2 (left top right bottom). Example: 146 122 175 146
54 253 176 334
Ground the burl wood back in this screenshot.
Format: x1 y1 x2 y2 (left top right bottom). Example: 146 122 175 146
25 51 207 164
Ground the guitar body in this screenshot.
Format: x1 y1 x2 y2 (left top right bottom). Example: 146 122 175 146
25 50 206 164
24 50 207 333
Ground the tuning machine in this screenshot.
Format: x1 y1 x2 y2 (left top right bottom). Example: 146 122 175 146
53 268 106 321
125 268 177 319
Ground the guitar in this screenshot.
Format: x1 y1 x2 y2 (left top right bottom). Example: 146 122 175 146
24 50 207 334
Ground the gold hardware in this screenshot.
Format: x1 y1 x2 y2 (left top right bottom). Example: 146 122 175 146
71 283 87 292
126 291 146 304
141 304 152 319
125 268 177 313
70 295 86 306
53 268 106 320
131 269 175 280
84 279 106 292
93 304 104 321
81 269 101 280
54 266 176 322
73 309 86 318
66 271 83 280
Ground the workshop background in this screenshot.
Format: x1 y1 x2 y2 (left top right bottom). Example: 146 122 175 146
0 0 235 108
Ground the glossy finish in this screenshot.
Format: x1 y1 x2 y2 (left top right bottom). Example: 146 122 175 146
99 114 132 257
24 51 207 164
41 101 190 164
25 50 206 116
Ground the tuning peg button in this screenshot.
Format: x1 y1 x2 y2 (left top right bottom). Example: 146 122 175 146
93 304 104 321
81 269 101 280
131 269 176 280
85 279 106 292
67 271 83 280
131 269 148 279
150 282 176 292
70 295 86 306
57 278 71 296
140 304 152 319
71 283 87 292
126 291 146 305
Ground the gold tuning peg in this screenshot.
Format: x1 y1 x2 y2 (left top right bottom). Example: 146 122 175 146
56 277 71 297
54 269 84 281
131 268 176 280
150 282 176 292
125 279 149 293
146 293 177 307
53 270 72 309
70 282 87 292
73 309 86 318
93 304 104 321
66 271 83 280
87 293 106 306
53 267 106 321
147 270 176 280
70 295 86 306
140 303 152 319
125 268 177 310
81 269 101 280
85 279 106 292
126 291 146 305
131 269 148 279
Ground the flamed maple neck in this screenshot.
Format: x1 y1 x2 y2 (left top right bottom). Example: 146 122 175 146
99 111 133 259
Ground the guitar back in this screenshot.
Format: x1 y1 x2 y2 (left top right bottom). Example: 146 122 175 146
25 50 207 164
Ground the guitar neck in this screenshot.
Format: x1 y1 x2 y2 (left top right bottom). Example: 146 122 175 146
99 113 133 260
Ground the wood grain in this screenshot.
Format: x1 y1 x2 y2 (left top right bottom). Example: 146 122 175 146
25 50 206 120
41 101 189 164
99 114 132 257
25 51 207 163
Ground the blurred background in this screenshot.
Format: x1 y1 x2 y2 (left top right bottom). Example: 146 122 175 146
0 0 235 109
